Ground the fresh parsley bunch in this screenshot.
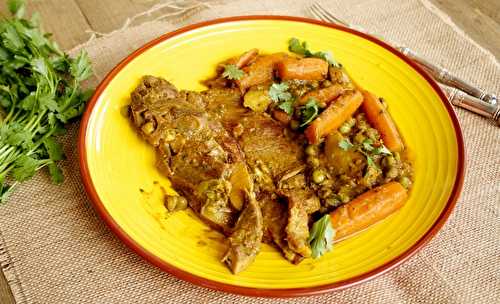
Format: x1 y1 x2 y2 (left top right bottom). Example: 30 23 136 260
0 0 93 202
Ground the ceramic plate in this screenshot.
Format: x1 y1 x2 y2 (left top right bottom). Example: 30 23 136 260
79 16 464 296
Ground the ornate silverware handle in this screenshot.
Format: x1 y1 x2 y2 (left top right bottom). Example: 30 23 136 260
399 47 497 105
441 84 500 125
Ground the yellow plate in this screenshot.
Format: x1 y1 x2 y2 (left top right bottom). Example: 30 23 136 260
79 16 464 296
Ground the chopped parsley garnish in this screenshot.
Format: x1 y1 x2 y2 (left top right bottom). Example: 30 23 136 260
299 98 319 127
338 138 354 151
338 138 392 170
277 100 294 115
269 82 292 102
269 82 295 115
222 64 244 80
288 38 341 67
308 214 335 258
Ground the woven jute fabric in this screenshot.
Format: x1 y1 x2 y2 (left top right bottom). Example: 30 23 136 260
0 0 498 303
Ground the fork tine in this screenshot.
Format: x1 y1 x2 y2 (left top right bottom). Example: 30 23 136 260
309 3 331 23
311 2 350 27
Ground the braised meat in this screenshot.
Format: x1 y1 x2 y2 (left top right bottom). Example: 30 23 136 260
130 76 244 232
128 45 413 274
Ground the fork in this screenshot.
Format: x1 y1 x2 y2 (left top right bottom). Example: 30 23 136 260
309 2 500 125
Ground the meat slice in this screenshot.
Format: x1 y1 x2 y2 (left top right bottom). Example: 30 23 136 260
279 173 320 258
260 195 303 264
129 76 244 232
222 192 263 274
238 112 304 179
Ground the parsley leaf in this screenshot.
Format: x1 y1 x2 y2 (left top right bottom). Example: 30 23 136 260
7 0 26 19
48 163 64 184
373 145 392 156
288 38 310 56
338 138 354 151
313 51 341 68
362 138 375 152
365 153 377 169
288 38 341 67
299 98 319 127
12 155 39 182
308 214 335 258
278 100 294 115
269 82 292 102
70 50 93 82
43 137 65 161
222 64 244 80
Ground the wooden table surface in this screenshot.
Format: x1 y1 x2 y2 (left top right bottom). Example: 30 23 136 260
0 0 498 303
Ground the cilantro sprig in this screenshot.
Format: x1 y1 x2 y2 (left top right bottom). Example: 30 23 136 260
269 82 295 115
299 98 319 127
0 0 93 202
222 64 244 80
289 38 341 67
308 214 335 258
338 137 392 170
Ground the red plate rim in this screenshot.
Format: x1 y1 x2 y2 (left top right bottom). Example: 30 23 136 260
78 15 465 297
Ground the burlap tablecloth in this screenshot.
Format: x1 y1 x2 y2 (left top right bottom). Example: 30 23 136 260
0 0 498 303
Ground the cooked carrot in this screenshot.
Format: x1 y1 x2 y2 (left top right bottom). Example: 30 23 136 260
236 53 286 91
236 48 259 68
298 83 344 105
330 181 408 241
361 90 404 152
272 109 291 124
305 90 364 144
277 58 328 81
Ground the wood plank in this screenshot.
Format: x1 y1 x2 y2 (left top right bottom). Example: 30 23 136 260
74 0 161 34
0 271 15 304
429 0 500 58
0 0 92 50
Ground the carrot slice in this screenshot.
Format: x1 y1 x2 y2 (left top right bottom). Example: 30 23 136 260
361 90 404 152
236 48 259 68
276 58 328 81
272 109 291 124
330 182 408 241
298 84 344 105
304 90 363 144
236 53 286 91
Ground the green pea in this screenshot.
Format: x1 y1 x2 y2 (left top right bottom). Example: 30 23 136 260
399 176 411 189
339 193 350 203
384 155 396 167
307 156 320 168
325 196 341 208
164 195 188 212
339 123 351 134
305 145 318 156
290 120 300 130
164 129 176 141
141 121 155 134
346 117 356 127
394 151 401 161
322 80 332 87
312 169 326 184
366 128 379 141
386 167 399 179
354 132 366 144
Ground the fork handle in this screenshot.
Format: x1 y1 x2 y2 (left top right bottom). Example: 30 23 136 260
441 84 500 126
398 47 497 105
